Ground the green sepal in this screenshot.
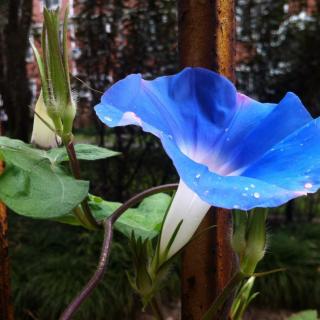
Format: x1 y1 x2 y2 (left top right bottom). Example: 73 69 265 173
231 211 248 259
43 8 70 109
29 41 49 104
241 210 267 275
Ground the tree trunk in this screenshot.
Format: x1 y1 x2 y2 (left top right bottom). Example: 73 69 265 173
179 1 236 319
0 0 33 141
0 122 14 320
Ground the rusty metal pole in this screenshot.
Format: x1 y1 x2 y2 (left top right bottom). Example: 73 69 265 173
178 1 236 319
0 121 14 320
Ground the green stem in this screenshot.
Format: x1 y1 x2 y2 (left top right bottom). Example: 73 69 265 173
73 206 94 230
63 135 99 229
201 271 247 320
150 298 164 320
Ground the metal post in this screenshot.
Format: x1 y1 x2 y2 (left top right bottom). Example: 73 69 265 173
0 121 14 320
178 1 236 319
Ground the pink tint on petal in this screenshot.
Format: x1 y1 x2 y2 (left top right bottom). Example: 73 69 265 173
237 92 252 107
119 111 142 126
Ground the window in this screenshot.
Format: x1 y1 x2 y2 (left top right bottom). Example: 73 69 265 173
29 79 38 105
44 0 60 10
26 35 34 63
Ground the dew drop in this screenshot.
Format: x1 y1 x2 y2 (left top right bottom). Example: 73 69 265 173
250 184 255 188
253 192 260 198
304 182 313 189
104 116 112 122
195 173 201 179
244 187 249 191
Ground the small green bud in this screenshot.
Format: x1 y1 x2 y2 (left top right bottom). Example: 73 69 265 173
231 211 248 260
241 210 267 275
62 101 77 135
30 6 75 138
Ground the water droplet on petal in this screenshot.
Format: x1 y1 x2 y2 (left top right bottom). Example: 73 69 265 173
253 192 260 198
244 187 249 191
304 182 313 189
250 184 255 188
104 116 112 122
195 173 201 179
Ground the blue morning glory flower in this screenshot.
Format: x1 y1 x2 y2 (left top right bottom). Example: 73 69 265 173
95 67 320 258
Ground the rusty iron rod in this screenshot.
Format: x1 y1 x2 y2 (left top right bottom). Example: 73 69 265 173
0 121 14 320
178 0 236 319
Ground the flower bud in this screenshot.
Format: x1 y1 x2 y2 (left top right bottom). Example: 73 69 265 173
231 211 248 260
30 6 76 138
31 92 61 149
241 210 267 275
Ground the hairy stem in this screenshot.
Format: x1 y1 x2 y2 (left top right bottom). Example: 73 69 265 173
109 183 178 223
59 219 113 320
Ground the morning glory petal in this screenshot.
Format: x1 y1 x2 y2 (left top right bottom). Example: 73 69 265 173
95 67 319 210
161 135 302 210
242 118 320 193
223 92 313 175
159 180 210 259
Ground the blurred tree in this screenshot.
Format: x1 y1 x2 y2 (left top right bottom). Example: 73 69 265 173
236 0 320 116
236 0 320 222
72 0 178 200
0 0 32 141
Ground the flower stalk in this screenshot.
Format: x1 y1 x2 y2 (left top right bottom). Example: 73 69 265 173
30 6 76 144
30 5 98 229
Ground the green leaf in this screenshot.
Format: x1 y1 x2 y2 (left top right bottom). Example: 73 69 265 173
288 311 318 320
56 193 172 239
0 137 89 218
47 144 120 163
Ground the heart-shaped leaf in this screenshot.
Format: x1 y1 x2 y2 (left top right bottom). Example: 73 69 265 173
56 193 172 239
0 137 89 218
47 144 120 163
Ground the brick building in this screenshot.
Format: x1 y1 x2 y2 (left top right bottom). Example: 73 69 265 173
27 0 319 126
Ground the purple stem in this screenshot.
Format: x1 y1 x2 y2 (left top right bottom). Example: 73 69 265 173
59 183 178 320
